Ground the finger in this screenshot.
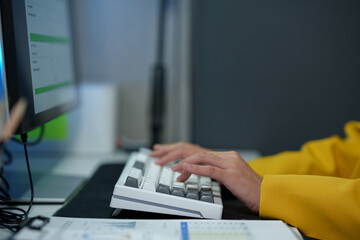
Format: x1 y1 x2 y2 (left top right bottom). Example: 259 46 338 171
176 170 192 182
151 143 179 157
172 152 228 171
155 149 184 165
152 144 163 150
150 149 168 158
181 163 226 183
151 147 172 158
154 142 180 151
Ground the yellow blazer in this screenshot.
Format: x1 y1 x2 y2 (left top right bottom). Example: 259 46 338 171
249 121 360 240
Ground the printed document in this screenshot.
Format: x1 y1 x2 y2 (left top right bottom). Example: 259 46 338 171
11 217 301 240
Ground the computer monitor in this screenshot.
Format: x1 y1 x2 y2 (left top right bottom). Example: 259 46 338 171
1 0 78 135
0 0 82 203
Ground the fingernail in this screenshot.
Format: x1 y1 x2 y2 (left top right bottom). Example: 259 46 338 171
171 164 178 170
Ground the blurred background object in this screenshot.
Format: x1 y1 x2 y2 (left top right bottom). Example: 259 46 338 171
70 0 360 155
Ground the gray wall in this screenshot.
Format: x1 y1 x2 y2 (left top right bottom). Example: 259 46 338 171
192 0 360 155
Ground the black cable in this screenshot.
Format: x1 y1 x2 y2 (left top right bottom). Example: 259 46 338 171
0 133 34 232
5 124 45 170
0 207 27 232
21 133 34 217
11 125 45 146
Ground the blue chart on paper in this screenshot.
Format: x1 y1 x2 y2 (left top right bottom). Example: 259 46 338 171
181 222 189 240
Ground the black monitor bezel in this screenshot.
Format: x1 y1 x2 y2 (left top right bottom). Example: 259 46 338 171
0 0 78 135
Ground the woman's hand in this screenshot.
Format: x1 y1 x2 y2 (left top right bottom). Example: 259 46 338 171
151 142 210 165
172 151 263 213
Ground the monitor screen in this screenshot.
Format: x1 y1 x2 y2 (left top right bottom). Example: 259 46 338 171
1 0 77 134
0 9 7 130
0 8 8 170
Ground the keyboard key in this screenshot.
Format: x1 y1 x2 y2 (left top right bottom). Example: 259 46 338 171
184 174 199 200
200 189 214 203
172 173 185 187
125 168 142 188
157 166 173 194
158 166 173 186
212 183 221 194
133 161 145 174
136 152 147 163
171 173 185 197
146 161 161 179
172 187 185 197
186 188 199 200
172 181 185 191
142 178 157 192
186 174 199 185
124 176 138 188
142 161 161 191
199 176 212 188
139 148 152 156
157 184 171 194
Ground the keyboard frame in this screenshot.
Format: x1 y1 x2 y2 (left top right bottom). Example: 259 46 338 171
110 152 223 219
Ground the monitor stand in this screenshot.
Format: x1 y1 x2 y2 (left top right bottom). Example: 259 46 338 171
4 170 85 204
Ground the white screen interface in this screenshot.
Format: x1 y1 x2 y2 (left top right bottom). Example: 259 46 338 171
25 0 76 114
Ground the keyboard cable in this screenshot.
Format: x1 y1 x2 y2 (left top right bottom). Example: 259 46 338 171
0 133 34 232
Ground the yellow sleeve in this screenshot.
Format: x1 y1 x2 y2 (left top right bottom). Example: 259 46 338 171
247 121 360 240
249 121 360 178
260 175 360 240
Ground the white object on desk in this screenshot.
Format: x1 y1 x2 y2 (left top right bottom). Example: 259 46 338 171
6 82 120 154
64 82 120 153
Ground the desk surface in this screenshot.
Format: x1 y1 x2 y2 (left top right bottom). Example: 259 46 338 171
0 150 263 239
0 150 128 239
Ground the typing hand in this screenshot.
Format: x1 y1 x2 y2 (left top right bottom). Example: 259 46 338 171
151 142 210 166
172 151 262 213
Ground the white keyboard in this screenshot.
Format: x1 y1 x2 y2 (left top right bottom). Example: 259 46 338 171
110 149 223 219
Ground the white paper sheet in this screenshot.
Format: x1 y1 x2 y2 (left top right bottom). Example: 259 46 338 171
11 217 300 240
